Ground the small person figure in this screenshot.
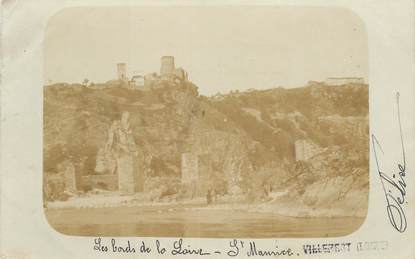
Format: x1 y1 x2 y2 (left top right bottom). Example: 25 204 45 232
206 186 213 205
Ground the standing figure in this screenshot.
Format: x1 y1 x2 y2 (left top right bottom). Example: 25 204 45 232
206 185 215 205
206 187 212 205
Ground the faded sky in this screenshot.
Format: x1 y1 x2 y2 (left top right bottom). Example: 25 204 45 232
44 6 368 95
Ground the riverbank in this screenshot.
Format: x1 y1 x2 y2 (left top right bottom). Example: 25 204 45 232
44 204 365 238
46 190 366 218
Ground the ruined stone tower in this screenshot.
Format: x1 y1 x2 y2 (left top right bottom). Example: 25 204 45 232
181 153 199 185
117 63 127 81
160 56 175 75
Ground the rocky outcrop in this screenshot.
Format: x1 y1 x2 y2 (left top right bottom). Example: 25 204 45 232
44 81 369 216
186 126 255 195
105 112 138 195
94 148 116 174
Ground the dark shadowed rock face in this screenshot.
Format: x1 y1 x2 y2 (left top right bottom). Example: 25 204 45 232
43 81 368 215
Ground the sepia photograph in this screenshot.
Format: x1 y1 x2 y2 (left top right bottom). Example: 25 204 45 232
43 6 369 238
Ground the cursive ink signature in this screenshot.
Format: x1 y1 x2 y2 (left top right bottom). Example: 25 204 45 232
372 92 408 233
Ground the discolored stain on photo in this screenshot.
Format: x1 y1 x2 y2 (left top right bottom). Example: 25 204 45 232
43 6 369 237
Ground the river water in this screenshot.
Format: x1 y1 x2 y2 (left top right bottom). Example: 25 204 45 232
45 204 364 238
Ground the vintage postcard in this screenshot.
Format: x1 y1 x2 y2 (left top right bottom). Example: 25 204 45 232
42 6 369 238
1 1 414 259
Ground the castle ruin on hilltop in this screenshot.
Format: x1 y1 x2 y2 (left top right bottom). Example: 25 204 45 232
114 56 189 90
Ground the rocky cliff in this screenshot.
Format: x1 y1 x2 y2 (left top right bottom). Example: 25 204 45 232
44 81 368 216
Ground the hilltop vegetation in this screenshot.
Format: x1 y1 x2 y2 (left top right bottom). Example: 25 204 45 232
44 81 369 216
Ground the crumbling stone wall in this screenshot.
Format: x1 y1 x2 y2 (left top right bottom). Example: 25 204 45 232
295 139 321 161
94 147 116 174
81 174 118 191
181 152 198 184
57 160 76 193
160 56 175 75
